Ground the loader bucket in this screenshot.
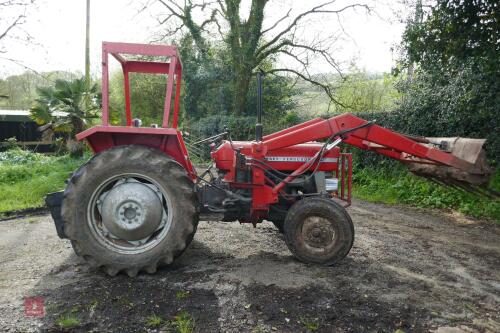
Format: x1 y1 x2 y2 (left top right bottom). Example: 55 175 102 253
407 137 495 195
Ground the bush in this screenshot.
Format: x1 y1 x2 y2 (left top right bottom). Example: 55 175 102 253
352 165 500 222
0 149 85 214
0 147 51 164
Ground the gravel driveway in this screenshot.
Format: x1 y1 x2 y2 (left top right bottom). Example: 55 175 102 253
0 199 498 332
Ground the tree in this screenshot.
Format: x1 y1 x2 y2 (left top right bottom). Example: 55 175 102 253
396 0 500 162
403 0 499 71
0 0 35 51
0 70 79 109
30 78 100 156
107 39 299 141
0 0 40 78
109 71 167 126
147 0 369 115
334 70 399 114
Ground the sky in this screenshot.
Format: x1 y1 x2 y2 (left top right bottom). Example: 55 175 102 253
0 0 409 79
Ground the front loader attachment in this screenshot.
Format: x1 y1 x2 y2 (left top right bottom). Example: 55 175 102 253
406 137 494 195
262 113 495 195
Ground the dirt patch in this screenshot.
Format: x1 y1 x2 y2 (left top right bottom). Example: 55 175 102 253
0 199 498 332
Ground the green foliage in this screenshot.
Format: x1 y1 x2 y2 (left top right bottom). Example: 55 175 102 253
353 165 500 222
0 148 85 213
393 65 499 162
107 38 300 143
145 314 164 328
171 310 195 333
31 77 101 133
180 37 299 128
180 39 299 141
109 71 166 127
175 290 190 300
0 71 79 110
403 0 499 70
56 314 80 329
0 147 51 164
30 77 101 156
333 70 400 114
397 0 500 162
293 70 399 118
299 316 320 331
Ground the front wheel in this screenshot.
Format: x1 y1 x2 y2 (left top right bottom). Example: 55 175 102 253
61 145 199 277
283 197 354 265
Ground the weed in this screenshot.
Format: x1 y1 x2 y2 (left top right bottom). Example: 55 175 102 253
56 314 80 329
88 299 99 312
299 316 320 331
145 314 164 328
176 290 190 300
172 310 195 333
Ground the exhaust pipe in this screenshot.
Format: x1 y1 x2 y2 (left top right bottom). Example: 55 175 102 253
255 70 264 142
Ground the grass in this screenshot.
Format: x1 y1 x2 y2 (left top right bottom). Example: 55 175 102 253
172 310 195 333
352 166 500 223
56 314 80 329
299 316 320 331
0 148 86 215
88 299 99 312
144 311 195 332
176 290 190 300
145 314 164 328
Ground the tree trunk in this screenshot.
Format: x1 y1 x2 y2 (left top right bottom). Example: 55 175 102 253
66 138 84 158
68 117 85 157
233 68 252 115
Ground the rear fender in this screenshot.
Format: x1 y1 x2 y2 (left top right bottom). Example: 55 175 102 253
76 126 195 178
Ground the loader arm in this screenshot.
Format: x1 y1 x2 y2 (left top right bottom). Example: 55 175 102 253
263 113 491 191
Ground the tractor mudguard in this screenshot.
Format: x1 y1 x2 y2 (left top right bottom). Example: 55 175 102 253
45 191 66 239
76 126 196 179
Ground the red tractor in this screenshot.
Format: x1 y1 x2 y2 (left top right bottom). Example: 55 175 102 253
46 42 492 277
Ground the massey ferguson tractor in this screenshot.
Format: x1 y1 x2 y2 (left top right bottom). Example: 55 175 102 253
46 42 492 277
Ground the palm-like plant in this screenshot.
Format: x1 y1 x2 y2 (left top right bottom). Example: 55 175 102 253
31 78 100 156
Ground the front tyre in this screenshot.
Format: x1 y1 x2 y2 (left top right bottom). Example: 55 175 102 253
61 145 199 277
283 197 354 265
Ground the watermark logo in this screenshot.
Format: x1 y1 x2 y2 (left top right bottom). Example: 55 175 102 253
24 297 45 317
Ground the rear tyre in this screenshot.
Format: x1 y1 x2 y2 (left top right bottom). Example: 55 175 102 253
283 197 354 265
61 145 199 277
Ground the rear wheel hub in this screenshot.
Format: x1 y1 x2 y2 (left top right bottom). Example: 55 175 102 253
87 174 173 253
101 182 163 241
